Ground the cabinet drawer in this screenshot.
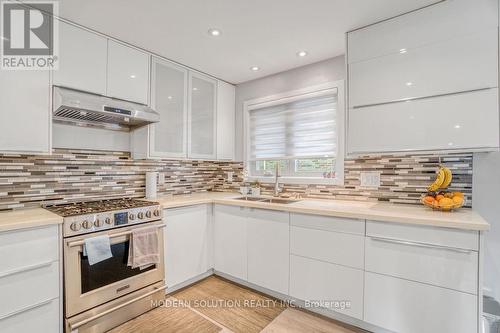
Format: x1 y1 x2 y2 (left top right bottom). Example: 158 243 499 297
0 225 59 275
0 261 59 318
365 237 478 294
349 29 497 107
290 255 363 320
291 226 364 269
364 272 477 333
348 88 499 154
366 220 479 250
0 298 59 333
290 213 364 235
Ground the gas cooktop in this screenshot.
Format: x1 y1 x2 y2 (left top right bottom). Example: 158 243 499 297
45 198 158 217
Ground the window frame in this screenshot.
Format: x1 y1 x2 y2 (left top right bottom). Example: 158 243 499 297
243 81 345 185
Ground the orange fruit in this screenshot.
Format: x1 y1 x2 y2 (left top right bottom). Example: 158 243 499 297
453 192 464 198
444 192 454 199
423 196 435 205
435 194 445 202
439 198 454 209
452 196 464 206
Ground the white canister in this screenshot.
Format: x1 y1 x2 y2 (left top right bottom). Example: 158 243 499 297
145 172 158 199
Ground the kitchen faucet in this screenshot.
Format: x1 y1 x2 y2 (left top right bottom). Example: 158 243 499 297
274 163 283 197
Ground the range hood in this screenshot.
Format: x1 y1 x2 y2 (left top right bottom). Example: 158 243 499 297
52 86 160 131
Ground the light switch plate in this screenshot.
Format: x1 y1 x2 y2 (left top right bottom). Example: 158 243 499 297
360 171 381 188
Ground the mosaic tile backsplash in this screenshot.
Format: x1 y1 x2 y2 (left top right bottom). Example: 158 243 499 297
0 149 472 211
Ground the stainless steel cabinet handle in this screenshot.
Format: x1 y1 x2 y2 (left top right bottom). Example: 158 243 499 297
67 223 165 247
70 285 168 330
0 297 56 321
0 260 55 279
369 236 473 254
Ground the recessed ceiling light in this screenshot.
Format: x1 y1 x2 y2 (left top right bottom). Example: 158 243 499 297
130 74 136 79
192 87 198 91
297 51 308 57
208 28 221 36
406 82 413 86
399 48 407 54
250 66 260 71
167 96 173 100
454 124 461 129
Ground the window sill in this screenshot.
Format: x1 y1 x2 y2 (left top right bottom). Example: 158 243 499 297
245 176 344 186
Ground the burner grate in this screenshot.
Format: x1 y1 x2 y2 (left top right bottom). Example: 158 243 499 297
45 198 158 217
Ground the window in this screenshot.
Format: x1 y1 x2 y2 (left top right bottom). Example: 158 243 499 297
244 81 344 184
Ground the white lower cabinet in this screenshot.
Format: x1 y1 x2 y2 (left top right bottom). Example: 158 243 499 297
364 272 477 333
0 298 60 333
213 205 248 280
290 255 364 320
247 209 289 295
164 205 211 288
0 225 61 333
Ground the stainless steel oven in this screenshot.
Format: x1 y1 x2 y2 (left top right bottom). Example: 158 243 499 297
45 198 166 333
64 221 165 318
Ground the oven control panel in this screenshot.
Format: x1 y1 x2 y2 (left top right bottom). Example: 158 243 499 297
64 205 162 237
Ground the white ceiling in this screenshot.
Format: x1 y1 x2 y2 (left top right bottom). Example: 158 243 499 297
57 0 440 84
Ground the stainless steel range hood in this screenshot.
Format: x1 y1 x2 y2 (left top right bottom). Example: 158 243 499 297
52 86 160 131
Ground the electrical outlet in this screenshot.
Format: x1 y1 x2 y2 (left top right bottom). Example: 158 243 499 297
227 171 234 182
158 173 165 185
360 171 381 188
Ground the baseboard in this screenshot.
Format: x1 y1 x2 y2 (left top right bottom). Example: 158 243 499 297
165 270 214 294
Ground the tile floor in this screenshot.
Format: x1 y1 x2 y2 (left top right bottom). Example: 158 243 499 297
110 276 366 333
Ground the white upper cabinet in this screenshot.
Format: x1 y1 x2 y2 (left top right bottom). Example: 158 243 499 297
53 21 107 95
150 58 188 158
216 81 236 160
347 0 499 154
0 70 50 154
188 72 217 159
107 40 150 104
349 30 498 107
347 0 498 64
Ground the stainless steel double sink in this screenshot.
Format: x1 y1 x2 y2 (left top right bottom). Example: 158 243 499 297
233 196 300 204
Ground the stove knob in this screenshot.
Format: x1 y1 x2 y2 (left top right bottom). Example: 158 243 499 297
82 220 92 229
146 211 152 218
138 212 144 220
94 218 103 227
70 222 81 231
105 217 112 225
153 209 161 217
129 213 136 220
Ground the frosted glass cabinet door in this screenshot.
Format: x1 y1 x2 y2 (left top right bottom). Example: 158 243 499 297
150 58 188 158
188 72 217 159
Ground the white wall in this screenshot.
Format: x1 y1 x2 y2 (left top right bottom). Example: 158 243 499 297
234 56 346 161
473 152 500 301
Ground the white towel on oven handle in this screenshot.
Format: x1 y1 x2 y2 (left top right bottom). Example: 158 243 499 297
83 235 113 265
127 226 160 270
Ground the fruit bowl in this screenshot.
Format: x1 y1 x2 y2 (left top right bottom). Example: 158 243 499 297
420 193 465 211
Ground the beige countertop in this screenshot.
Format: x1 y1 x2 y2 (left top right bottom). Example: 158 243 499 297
0 208 63 233
154 192 490 231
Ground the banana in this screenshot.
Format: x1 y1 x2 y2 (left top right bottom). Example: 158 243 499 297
428 167 446 192
440 167 453 189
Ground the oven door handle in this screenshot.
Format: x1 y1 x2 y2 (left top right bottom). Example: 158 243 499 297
67 224 165 248
69 284 168 330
